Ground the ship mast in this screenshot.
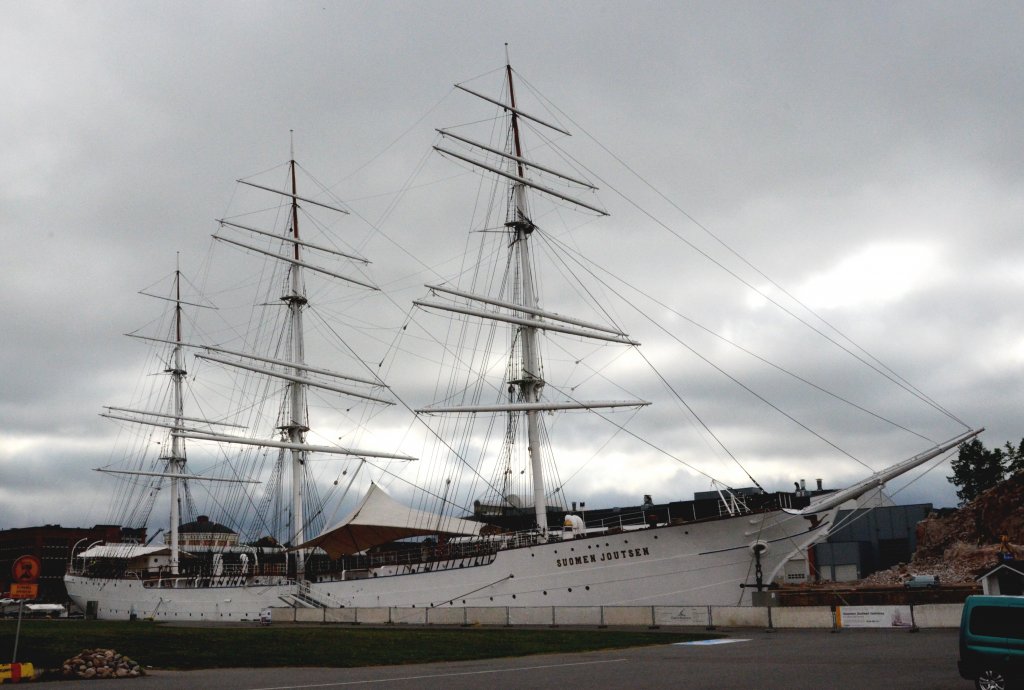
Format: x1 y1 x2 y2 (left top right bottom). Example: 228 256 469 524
419 57 648 539
100 262 259 572
188 147 412 577
108 152 408 584
504 63 549 539
167 260 186 574
282 146 310 580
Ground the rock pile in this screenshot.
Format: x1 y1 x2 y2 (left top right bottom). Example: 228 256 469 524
915 472 1024 559
61 649 145 680
861 473 1024 586
859 543 1017 586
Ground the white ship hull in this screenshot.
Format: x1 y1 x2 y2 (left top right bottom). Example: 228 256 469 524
64 575 293 621
65 508 829 620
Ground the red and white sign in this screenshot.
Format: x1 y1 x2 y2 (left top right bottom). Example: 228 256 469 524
10 555 41 599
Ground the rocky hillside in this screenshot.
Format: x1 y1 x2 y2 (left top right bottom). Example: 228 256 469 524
862 472 1024 585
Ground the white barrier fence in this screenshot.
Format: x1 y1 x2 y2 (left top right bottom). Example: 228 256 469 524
274 602 964 629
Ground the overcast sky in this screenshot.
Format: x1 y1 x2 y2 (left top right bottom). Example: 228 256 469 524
2 1 1022 532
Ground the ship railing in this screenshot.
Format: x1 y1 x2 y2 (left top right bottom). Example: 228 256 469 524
716 492 752 517
588 509 650 531
352 521 678 575
68 556 289 583
364 538 508 569
139 573 292 589
297 580 343 608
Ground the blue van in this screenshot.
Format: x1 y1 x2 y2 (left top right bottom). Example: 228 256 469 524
959 595 1024 690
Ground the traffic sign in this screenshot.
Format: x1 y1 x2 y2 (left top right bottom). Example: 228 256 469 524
10 555 41 600
12 555 41 583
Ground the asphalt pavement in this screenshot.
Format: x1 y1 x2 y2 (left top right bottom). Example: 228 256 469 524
27 628 973 689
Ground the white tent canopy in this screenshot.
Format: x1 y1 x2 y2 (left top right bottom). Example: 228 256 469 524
294 482 482 559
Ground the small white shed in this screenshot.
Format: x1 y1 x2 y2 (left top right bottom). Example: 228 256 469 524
975 560 1024 596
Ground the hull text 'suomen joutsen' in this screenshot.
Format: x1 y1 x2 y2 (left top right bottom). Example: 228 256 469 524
66 59 980 620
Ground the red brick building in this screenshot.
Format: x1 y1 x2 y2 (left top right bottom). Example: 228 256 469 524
1 524 143 604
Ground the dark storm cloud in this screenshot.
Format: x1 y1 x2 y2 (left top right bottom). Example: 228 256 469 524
2 1 1022 527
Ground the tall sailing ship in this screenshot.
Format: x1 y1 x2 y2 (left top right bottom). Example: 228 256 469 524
66 61 980 620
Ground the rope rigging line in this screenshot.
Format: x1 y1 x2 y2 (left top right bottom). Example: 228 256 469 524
541 229 936 466
531 227 869 478
518 80 967 430
537 378 718 483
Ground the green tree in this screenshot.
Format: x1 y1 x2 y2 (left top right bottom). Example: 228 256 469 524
947 439 1006 506
1005 438 1024 476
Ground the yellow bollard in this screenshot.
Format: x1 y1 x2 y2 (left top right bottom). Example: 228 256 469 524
0 662 36 683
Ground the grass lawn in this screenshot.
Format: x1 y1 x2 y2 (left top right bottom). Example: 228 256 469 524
1 620 716 670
